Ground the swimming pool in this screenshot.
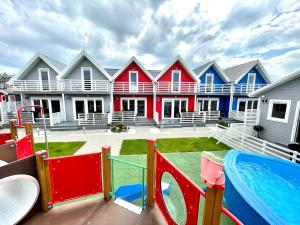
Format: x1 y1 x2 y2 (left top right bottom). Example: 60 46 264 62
225 150 300 225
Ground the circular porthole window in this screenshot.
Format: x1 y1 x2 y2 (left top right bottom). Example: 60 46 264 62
161 172 187 225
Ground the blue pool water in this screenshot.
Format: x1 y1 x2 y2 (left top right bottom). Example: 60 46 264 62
237 161 300 225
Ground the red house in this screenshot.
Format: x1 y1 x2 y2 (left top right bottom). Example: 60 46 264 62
112 57 155 122
154 56 198 121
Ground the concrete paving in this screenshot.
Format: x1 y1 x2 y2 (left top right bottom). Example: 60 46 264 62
6 125 217 156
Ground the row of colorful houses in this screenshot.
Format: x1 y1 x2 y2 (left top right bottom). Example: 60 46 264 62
1 50 272 127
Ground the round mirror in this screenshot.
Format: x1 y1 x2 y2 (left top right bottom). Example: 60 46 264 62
161 172 187 225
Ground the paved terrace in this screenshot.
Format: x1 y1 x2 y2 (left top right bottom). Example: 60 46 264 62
10 125 216 156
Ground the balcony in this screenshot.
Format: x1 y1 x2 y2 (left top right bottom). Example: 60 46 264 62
10 80 110 93
156 82 196 94
197 84 231 95
113 82 153 94
234 84 267 95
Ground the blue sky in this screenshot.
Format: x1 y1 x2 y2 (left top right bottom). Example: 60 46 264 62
0 0 300 80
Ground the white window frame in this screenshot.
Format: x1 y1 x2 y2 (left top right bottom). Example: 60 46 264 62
247 73 256 92
205 73 214 93
197 98 219 111
267 99 291 123
162 98 188 119
171 70 181 93
38 68 50 91
290 101 300 143
81 67 93 91
72 97 104 120
120 97 147 118
129 71 138 92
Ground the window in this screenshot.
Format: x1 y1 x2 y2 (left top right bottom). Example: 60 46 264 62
81 67 92 91
238 101 246 112
129 71 138 92
38 68 50 91
267 99 291 123
247 73 256 92
197 98 219 111
51 100 61 113
73 98 104 119
205 73 214 93
172 70 181 92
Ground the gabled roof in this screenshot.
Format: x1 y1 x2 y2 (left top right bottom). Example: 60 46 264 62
154 55 198 82
104 68 119 77
57 50 111 81
223 60 271 84
250 70 300 97
11 52 66 82
111 56 155 81
193 60 230 83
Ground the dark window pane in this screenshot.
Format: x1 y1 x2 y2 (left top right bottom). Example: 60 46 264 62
211 101 218 111
253 101 258 109
271 103 287 119
95 100 102 113
88 100 94 113
51 100 60 113
239 102 246 112
75 101 85 118
203 100 209 111
181 100 187 112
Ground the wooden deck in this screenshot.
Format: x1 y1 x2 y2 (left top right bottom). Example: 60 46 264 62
24 197 167 225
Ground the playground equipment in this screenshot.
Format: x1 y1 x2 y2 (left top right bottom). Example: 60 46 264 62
0 138 242 225
0 174 40 225
17 105 48 150
225 150 300 225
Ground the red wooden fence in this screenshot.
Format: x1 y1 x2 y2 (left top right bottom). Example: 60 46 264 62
0 133 12 145
155 148 242 225
47 152 102 204
15 133 33 160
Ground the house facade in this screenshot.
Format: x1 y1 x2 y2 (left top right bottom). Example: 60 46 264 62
5 51 273 128
111 57 154 124
223 60 271 120
250 70 300 146
193 61 231 119
154 56 198 122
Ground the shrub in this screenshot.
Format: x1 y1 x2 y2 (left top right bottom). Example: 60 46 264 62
111 124 129 133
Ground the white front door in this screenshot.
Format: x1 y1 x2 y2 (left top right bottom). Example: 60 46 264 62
73 98 104 119
121 98 146 117
162 99 188 119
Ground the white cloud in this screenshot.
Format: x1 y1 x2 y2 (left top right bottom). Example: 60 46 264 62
0 0 299 82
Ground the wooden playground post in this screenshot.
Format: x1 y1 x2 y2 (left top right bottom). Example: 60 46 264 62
25 122 34 149
9 120 18 140
102 145 112 201
146 138 155 207
202 186 224 225
35 150 52 212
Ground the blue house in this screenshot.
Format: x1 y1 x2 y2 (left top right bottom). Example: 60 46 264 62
224 60 271 117
193 61 231 118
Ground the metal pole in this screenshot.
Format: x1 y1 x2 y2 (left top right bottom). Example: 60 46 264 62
42 114 48 151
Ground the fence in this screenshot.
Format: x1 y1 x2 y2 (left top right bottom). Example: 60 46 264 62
112 111 136 123
211 124 300 162
180 112 206 124
78 113 108 126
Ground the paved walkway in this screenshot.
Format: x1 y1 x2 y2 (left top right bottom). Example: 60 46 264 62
14 125 216 156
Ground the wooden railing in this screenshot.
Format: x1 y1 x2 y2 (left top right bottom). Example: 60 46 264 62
112 111 136 123
113 82 153 93
197 84 231 94
11 80 110 92
211 124 300 162
156 82 196 93
234 83 267 94
78 113 108 126
180 111 206 124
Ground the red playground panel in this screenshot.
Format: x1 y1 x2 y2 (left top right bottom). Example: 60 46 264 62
155 150 204 225
0 133 12 145
15 134 33 160
47 152 102 204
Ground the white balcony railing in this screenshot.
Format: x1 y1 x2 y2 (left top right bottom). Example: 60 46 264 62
156 82 196 93
234 84 267 94
11 80 110 92
78 113 108 126
197 84 231 94
113 82 153 93
180 111 206 124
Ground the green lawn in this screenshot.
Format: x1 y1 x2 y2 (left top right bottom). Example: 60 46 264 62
34 142 86 158
120 137 230 155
